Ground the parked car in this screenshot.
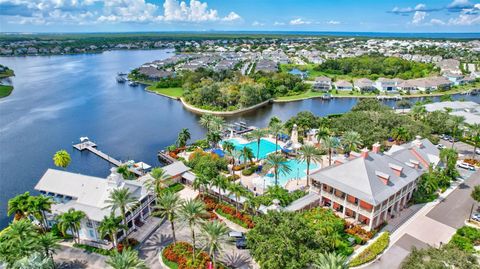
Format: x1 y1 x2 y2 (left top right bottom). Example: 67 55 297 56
457 161 476 171
236 237 248 249
472 213 480 222
476 148 480 155
437 144 446 149
439 134 446 139
229 231 244 239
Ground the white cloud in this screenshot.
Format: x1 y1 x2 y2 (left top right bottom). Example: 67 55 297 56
222 11 241 22
289 18 310 25
252 21 264 26
448 12 480 25
412 11 427 24
98 0 160 23
430 18 446 25
326 20 340 25
391 3 429 14
273 21 285 26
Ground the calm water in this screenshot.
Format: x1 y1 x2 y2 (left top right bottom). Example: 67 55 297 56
0 49 479 228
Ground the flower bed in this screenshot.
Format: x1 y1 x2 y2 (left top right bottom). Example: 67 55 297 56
200 195 255 229
345 224 374 243
162 242 228 269
349 232 390 267
464 159 479 166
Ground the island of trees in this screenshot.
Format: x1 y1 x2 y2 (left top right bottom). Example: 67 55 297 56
0 65 14 98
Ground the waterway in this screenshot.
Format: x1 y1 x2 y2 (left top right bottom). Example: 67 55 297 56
0 49 479 228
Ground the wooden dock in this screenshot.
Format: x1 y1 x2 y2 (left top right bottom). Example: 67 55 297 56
157 151 176 165
73 141 143 177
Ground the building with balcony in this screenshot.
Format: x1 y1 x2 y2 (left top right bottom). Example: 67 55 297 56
310 137 440 231
34 168 155 248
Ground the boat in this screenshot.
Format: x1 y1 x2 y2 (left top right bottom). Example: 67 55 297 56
322 93 332 100
116 76 127 83
117 71 127 76
128 81 139 87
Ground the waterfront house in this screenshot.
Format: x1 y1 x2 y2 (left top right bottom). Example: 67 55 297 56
137 66 173 81
313 76 332 91
354 78 376 92
34 168 155 248
375 78 403 92
310 137 440 231
334 80 353 91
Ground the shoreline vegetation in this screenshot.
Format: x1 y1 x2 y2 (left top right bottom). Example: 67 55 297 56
0 65 14 98
136 78 479 116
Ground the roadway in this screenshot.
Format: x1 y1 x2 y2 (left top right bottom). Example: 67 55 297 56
366 169 479 269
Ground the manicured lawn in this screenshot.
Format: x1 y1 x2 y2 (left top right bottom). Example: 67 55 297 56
147 86 183 98
0 85 14 98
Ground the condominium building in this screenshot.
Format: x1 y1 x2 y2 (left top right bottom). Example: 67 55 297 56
310 137 440 231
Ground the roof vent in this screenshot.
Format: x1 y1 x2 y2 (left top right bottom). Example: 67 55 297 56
361 148 369 159
389 163 403 176
413 135 423 148
409 159 420 169
372 142 381 154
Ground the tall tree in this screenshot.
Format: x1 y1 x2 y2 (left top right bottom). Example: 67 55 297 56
341 131 363 155
297 145 323 187
28 195 53 232
264 153 292 186
192 172 210 195
37 232 60 267
7 192 32 220
98 214 124 248
104 188 136 246
206 131 222 148
106 248 147 269
391 127 412 144
52 150 71 169
440 148 459 179
447 115 465 149
179 199 207 259
116 165 134 180
56 208 86 244
469 123 480 160
154 192 182 243
212 175 229 202
0 219 40 267
248 129 267 160
239 146 255 168
321 136 340 166
222 141 236 167
227 183 247 214
200 220 229 269
176 128 191 148
316 127 331 146
269 122 284 152
145 167 170 198
410 105 427 121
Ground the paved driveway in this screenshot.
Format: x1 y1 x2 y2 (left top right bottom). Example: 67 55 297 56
54 245 107 269
439 140 477 159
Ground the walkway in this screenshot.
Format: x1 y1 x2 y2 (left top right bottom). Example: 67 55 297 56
365 169 480 269
54 245 107 269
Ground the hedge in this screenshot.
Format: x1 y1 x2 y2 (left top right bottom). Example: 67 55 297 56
349 232 390 267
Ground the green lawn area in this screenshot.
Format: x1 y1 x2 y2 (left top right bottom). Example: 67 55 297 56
0 69 14 79
0 85 14 98
146 86 183 98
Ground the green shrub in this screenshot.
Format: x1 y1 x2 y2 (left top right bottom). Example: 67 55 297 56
73 243 112 256
448 226 480 252
349 232 390 267
449 234 474 252
242 166 258 176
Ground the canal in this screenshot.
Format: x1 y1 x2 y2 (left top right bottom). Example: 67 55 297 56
0 49 479 228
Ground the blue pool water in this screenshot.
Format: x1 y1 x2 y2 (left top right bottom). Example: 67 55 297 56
265 159 320 186
227 138 279 159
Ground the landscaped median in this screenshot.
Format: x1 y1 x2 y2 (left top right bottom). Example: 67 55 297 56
161 241 228 269
349 232 390 267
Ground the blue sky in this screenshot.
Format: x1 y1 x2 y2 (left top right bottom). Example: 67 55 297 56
0 0 479 33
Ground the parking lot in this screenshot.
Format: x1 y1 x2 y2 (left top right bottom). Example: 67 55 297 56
438 138 478 160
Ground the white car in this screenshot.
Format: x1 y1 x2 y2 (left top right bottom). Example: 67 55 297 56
472 213 480 222
457 161 476 171
437 144 446 149
476 148 480 155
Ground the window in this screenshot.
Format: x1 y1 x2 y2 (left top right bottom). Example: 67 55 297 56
88 229 95 238
86 219 93 228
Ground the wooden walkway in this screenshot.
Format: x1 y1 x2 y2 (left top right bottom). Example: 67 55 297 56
73 141 143 176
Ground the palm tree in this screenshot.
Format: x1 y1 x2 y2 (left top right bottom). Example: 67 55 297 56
192 173 210 195
312 252 348 269
341 131 363 155
199 114 216 132
322 136 340 166
222 141 236 167
179 199 207 259
0 219 40 267
200 220 229 269
227 183 246 214
28 195 53 232
116 165 134 180
7 192 31 220
53 150 71 169
106 248 147 269
248 128 266 160
212 175 229 202
468 123 480 160
176 128 191 148
56 208 86 244
104 188 136 246
448 115 465 148
207 131 222 148
410 105 427 121
297 145 323 187
264 153 292 186
391 127 411 144
239 146 254 168
316 127 331 146
98 214 124 248
210 116 225 132
37 232 60 267
145 167 170 198
13 252 53 269
268 122 284 152
154 192 182 243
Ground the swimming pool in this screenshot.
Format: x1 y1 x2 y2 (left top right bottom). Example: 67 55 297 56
264 159 320 187
226 138 279 159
